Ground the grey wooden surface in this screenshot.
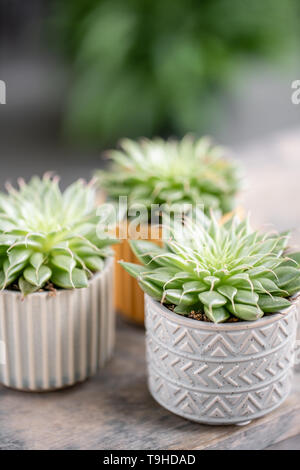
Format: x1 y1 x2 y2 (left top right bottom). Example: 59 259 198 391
0 128 300 450
0 317 299 450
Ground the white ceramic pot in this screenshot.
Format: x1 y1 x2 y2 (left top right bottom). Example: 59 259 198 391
145 294 298 425
0 257 115 391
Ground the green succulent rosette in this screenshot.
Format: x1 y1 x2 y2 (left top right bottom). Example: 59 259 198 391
120 214 300 322
0 175 117 295
96 135 241 218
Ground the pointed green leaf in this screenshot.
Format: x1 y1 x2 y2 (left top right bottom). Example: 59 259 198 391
30 252 44 271
227 273 253 289
280 252 300 268
8 247 32 267
51 268 88 289
275 266 300 287
138 278 162 301
119 261 146 279
283 278 300 295
51 255 76 273
18 276 39 296
24 265 51 288
174 304 193 315
182 281 207 294
165 289 198 306
203 276 220 288
217 285 237 304
143 271 180 289
253 277 281 293
129 240 162 267
235 289 259 306
84 256 104 272
258 295 291 313
199 291 227 309
204 306 231 323
227 303 263 321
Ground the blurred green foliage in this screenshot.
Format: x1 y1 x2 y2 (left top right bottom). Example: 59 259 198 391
52 0 299 145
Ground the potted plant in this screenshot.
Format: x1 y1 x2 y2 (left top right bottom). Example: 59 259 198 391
97 135 241 325
0 175 117 392
121 213 299 424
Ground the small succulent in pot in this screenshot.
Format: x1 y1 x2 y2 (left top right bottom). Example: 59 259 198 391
0 175 117 391
0 174 117 295
96 135 240 217
121 213 300 424
121 213 300 322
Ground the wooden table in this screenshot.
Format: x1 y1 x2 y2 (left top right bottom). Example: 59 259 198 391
0 318 299 450
0 128 300 450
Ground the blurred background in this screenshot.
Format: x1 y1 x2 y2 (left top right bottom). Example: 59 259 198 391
0 0 300 229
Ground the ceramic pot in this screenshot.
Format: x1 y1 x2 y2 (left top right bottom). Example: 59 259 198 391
145 294 298 425
0 257 115 391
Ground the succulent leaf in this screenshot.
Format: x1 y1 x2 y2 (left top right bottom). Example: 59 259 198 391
0 176 116 294
24 266 52 287
121 212 300 322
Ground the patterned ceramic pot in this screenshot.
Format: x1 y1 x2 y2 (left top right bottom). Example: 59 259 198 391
0 257 115 392
145 294 298 425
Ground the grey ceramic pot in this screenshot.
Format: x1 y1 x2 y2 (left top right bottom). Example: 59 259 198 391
145 294 298 425
0 257 115 392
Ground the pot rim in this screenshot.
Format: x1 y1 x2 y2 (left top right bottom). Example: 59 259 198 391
0 256 114 297
145 292 299 331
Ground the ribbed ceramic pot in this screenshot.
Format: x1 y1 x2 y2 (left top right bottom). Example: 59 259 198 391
145 294 298 425
0 257 115 392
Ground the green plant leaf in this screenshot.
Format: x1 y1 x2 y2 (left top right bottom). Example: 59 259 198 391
182 281 207 294
234 289 259 306
129 240 162 267
51 268 88 289
227 303 263 321
280 252 300 267
18 276 39 296
138 278 162 301
8 247 32 267
199 291 227 309
283 278 300 295
204 306 231 323
258 295 291 313
23 266 52 287
174 304 193 315
143 271 180 289
30 252 44 271
165 289 198 306
119 261 146 279
217 285 237 303
275 266 300 287
51 254 76 273
84 256 104 272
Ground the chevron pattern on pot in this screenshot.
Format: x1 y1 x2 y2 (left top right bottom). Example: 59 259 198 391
148 366 293 424
147 336 294 393
145 296 296 360
145 295 298 424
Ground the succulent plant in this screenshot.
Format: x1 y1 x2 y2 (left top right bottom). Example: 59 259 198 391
120 214 300 322
96 136 240 218
0 175 117 295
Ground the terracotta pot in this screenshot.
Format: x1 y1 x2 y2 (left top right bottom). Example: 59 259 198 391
145 294 298 425
114 223 161 325
0 257 115 392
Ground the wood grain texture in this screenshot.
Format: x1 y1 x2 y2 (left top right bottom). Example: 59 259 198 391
0 317 299 450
